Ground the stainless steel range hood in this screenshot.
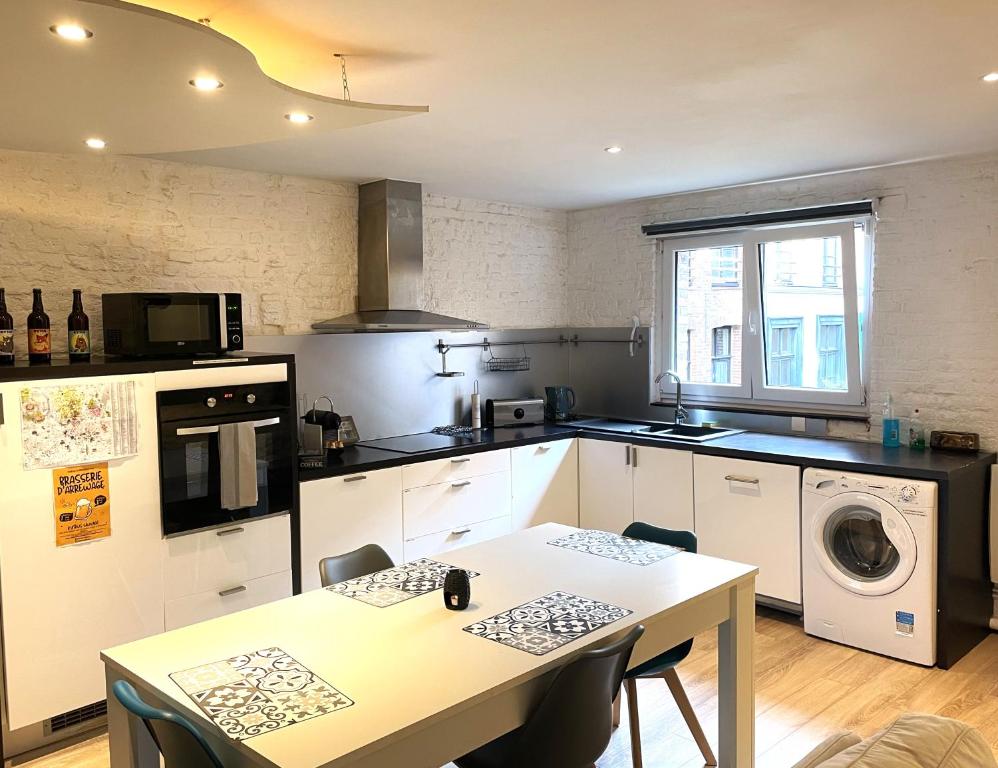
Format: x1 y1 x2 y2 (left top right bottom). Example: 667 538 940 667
312 179 488 333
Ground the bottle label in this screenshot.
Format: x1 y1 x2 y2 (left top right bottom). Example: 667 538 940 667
28 329 51 354
0 330 12 357
69 330 91 356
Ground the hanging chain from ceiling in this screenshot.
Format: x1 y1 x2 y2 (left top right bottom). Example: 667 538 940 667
334 53 352 101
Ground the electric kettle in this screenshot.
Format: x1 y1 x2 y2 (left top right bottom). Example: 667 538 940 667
544 386 576 421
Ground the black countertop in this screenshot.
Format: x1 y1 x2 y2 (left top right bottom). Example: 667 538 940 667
0 351 295 382
300 423 995 482
301 424 579 480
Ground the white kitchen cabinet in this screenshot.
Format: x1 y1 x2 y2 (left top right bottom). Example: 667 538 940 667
511 439 579 530
165 570 292 630
403 472 511 540
164 514 291 601
0 375 165 730
631 444 695 531
299 467 404 591
402 449 510 489
579 438 634 533
403 516 512 561
403 463 511 559
693 455 801 605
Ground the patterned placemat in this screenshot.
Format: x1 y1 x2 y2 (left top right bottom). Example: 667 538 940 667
548 529 682 565
326 558 479 607
464 591 632 655
170 647 352 741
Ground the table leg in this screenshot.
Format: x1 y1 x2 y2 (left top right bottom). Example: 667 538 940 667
106 669 160 768
717 580 755 768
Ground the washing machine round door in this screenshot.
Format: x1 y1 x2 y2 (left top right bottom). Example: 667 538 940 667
810 491 917 597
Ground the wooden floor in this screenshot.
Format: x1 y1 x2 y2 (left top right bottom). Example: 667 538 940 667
20 610 998 768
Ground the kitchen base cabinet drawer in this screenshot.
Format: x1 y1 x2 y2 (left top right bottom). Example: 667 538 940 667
403 472 511 539
403 517 512 561
164 514 292 600
693 455 801 604
164 570 292 631
402 449 510 490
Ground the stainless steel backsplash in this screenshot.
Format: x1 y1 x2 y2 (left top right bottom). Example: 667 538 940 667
248 326 828 440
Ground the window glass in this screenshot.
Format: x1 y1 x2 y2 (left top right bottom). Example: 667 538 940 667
711 326 732 384
817 316 846 389
674 246 742 386
761 236 846 390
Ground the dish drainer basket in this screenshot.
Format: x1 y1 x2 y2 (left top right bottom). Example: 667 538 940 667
485 344 530 372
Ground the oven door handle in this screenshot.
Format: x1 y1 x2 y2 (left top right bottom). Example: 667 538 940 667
175 416 281 437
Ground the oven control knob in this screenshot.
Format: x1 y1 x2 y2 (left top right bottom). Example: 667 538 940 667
205 397 218 408
245 393 257 405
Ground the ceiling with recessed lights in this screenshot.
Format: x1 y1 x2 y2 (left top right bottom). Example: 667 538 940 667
0 1 425 156
10 1 998 209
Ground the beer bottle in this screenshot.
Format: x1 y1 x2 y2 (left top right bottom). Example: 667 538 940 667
27 288 51 364
0 288 13 365
67 289 91 362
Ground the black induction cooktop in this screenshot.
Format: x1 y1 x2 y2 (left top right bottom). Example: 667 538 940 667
357 432 477 454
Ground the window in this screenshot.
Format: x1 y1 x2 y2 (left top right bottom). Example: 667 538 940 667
817 316 845 389
822 238 842 288
712 326 732 384
765 318 802 387
673 245 743 387
658 217 870 412
711 247 740 286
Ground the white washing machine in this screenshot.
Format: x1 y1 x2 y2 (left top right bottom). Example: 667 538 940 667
802 469 937 666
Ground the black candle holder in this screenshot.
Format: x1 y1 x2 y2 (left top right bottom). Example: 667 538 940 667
443 568 471 610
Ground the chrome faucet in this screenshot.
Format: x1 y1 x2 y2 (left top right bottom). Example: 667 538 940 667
656 370 689 424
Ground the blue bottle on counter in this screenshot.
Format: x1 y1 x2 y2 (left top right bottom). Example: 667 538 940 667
882 393 900 448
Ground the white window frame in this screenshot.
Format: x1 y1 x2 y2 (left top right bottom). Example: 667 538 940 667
656 218 869 414
659 232 753 401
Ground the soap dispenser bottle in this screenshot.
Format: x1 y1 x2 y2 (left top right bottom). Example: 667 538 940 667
882 393 900 448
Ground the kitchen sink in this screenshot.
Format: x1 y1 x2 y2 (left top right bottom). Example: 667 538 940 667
636 423 743 442
566 418 742 443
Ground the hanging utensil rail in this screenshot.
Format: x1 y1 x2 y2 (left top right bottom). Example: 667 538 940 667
434 332 644 377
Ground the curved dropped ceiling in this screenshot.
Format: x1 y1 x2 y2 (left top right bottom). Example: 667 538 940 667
0 0 427 156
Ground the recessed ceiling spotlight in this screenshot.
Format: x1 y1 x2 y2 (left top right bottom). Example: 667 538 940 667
189 76 224 91
285 112 314 124
604 145 623 154
50 23 93 40
84 137 107 150
982 72 998 82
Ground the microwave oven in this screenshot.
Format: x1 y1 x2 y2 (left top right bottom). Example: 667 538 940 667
102 292 243 357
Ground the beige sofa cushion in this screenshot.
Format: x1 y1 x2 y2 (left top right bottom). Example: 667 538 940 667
792 731 863 768
820 714 997 768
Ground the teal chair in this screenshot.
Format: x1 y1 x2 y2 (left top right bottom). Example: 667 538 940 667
112 680 224 768
617 522 716 768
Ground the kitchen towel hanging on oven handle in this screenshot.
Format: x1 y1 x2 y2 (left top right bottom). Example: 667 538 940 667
219 421 259 510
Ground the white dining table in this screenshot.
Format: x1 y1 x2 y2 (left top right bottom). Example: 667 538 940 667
102 523 757 768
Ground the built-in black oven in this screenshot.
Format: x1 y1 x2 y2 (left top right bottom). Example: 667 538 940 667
157 381 294 536
102 292 243 357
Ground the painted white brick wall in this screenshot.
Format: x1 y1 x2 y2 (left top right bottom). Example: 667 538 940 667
423 193 569 328
0 149 569 356
567 151 998 447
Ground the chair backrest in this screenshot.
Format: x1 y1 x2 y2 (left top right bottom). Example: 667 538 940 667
319 543 395 587
624 521 697 554
510 624 645 768
112 680 223 768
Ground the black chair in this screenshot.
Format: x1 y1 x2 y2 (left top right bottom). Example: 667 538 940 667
112 680 224 768
615 522 716 768
455 624 645 768
319 543 395 587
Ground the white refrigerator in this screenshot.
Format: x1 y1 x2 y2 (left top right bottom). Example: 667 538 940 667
0 373 164 758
